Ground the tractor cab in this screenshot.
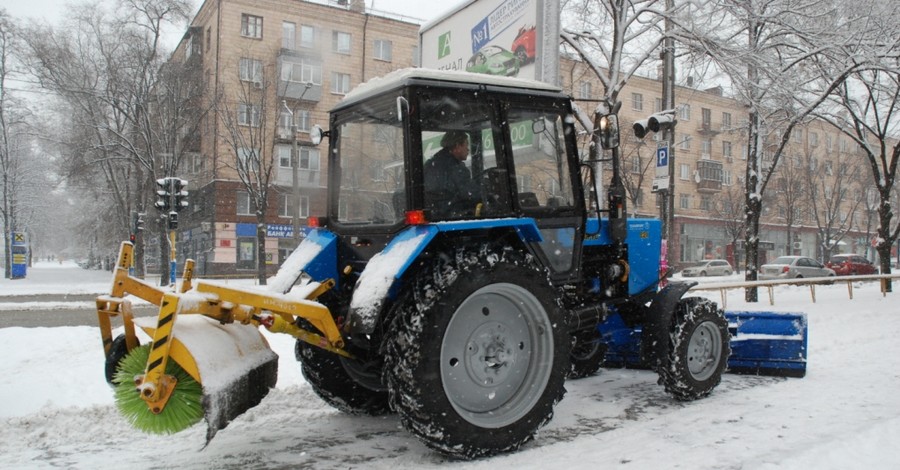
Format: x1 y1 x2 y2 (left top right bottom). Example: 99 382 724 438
313 68 596 282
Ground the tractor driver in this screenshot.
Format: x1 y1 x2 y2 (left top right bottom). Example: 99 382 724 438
423 130 482 217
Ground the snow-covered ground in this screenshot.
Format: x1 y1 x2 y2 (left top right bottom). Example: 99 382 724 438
1 261 899 469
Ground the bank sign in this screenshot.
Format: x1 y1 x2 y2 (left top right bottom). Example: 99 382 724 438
420 0 560 85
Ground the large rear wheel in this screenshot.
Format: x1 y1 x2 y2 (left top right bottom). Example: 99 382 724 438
658 297 730 401
384 245 569 458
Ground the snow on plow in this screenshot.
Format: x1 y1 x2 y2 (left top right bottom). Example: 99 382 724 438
96 242 345 439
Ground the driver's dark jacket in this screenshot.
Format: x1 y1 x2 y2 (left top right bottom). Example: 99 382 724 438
423 148 481 217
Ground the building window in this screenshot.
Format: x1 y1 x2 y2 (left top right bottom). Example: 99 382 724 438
722 112 731 129
277 145 320 170
679 104 691 121
631 155 642 173
239 58 262 83
300 25 316 48
281 59 322 85
206 27 211 52
238 104 260 127
655 98 663 112
793 128 803 143
826 134 833 151
578 82 591 99
723 170 733 185
331 72 351 94
374 39 392 61
702 107 712 129
241 14 263 39
238 147 260 171
701 139 712 156
333 31 351 54
723 141 733 158
680 193 690 209
278 109 310 134
236 191 255 215
809 131 818 146
282 21 295 49
679 133 691 150
632 92 643 111
280 194 310 218
700 195 711 211
680 163 691 180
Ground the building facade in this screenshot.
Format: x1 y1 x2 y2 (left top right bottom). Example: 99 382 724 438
170 0 420 275
170 0 892 275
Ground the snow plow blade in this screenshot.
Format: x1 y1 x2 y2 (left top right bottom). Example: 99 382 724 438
132 316 279 441
600 311 808 378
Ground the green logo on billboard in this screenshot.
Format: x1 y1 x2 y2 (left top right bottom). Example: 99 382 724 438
438 31 451 59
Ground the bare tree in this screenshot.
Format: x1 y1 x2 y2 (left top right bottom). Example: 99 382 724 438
802 149 862 262
772 153 809 256
676 0 882 301
710 184 745 272
218 63 278 285
20 0 190 277
819 68 900 285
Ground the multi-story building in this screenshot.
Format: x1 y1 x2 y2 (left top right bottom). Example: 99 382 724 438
169 0 419 275
170 0 887 275
561 58 884 268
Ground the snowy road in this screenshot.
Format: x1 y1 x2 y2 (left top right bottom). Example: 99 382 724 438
1 265 899 469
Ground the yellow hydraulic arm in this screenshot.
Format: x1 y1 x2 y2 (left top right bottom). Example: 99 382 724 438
97 242 350 410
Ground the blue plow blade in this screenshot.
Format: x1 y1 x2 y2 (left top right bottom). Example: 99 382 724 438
600 311 808 378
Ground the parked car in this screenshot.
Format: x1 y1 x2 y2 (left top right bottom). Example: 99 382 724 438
681 259 733 277
511 25 536 65
826 254 877 276
465 45 520 76
758 256 836 280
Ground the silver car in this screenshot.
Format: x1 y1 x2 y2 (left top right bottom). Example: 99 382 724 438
758 256 836 280
682 259 733 277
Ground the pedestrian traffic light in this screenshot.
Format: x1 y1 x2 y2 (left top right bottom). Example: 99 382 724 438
168 211 178 230
172 178 189 212
155 178 171 212
633 109 677 139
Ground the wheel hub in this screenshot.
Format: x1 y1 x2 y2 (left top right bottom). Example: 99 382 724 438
687 321 722 381
466 322 516 385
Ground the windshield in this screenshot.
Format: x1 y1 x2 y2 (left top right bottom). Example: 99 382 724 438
333 96 405 226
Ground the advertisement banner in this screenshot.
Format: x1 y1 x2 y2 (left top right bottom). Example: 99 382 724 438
420 0 559 85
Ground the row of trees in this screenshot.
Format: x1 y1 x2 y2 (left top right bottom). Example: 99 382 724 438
561 0 900 298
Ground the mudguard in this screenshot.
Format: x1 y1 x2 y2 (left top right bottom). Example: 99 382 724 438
268 229 338 294
640 280 696 367
346 218 544 335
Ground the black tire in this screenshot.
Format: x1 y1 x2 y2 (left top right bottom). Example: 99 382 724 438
104 334 133 385
699 271 707 276
724 270 732 276
658 297 730 401
295 318 391 415
383 245 569 459
567 329 607 379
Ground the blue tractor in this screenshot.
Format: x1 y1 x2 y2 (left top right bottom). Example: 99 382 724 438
288 68 731 458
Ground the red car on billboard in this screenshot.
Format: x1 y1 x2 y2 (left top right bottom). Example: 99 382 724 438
511 25 536 65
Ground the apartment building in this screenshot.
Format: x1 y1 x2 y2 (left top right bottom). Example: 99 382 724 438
170 0 883 275
169 0 419 275
561 58 881 268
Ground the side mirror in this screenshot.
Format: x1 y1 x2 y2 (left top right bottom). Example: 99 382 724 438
310 125 327 145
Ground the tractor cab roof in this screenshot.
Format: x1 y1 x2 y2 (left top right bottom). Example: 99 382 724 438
335 68 567 112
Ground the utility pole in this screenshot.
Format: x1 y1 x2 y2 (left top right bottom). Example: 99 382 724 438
661 0 677 272
283 100 301 246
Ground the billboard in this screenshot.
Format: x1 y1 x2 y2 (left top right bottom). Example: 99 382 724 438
420 0 560 85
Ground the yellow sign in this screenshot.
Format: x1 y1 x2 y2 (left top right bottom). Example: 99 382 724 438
13 233 24 243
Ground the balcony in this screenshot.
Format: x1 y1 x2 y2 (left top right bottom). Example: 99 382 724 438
696 159 723 192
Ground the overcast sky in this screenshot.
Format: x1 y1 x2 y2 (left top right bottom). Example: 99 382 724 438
2 0 455 26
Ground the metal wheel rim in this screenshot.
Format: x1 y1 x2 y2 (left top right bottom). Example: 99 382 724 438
440 283 553 428
687 320 723 381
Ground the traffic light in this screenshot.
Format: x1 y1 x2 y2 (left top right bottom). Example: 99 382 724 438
168 211 178 230
136 212 145 231
633 109 677 139
172 178 189 212
155 178 171 212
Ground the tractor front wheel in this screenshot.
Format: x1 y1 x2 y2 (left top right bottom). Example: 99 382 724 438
567 329 607 379
658 297 730 401
384 245 569 459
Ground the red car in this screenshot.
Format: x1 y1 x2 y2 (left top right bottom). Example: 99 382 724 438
826 254 877 276
511 25 536 65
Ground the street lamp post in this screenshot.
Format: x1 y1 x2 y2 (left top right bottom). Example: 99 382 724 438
282 101 301 246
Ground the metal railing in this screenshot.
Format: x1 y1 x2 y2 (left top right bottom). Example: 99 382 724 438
689 273 900 309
